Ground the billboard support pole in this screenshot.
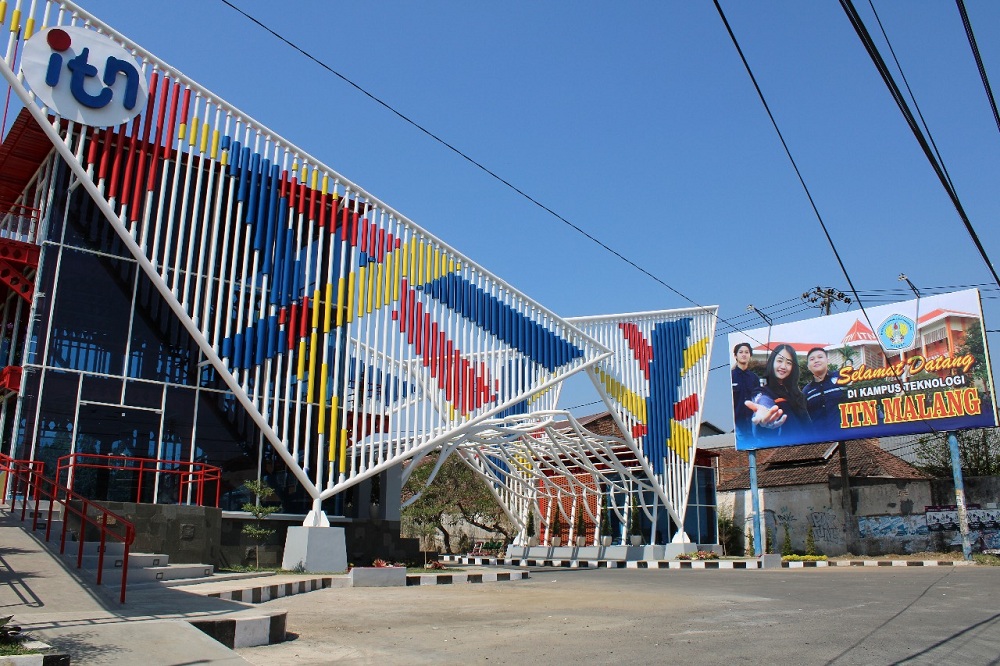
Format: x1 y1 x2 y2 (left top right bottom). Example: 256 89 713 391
837 441 859 554
748 449 763 557
947 432 973 561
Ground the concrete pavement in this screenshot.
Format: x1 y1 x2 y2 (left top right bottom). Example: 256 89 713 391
0 508 269 665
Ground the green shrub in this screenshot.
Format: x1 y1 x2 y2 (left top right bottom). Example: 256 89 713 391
973 553 1000 566
782 554 828 562
781 524 793 557
805 523 817 556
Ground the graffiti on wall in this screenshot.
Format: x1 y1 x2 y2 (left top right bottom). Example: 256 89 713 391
858 515 928 539
808 507 840 543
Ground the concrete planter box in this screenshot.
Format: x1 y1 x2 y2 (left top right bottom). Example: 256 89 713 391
349 566 406 587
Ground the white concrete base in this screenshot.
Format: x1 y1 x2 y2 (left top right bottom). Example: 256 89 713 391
282 526 347 573
661 543 696 559
349 566 406 587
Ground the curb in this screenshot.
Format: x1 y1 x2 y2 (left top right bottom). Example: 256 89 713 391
206 576 337 603
442 555 963 569
0 640 70 665
189 610 286 649
406 570 529 586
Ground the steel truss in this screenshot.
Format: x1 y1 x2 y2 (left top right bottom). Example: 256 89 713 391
0 2 715 537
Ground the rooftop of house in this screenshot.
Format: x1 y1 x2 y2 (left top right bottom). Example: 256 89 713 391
717 438 928 491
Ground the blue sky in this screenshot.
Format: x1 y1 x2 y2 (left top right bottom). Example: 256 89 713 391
63 1 1000 429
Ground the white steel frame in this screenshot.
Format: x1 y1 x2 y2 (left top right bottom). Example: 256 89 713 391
0 3 717 542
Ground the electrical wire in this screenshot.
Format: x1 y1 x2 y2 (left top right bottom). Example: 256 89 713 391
956 0 1000 137
215 0 762 341
840 0 1000 290
713 0 893 378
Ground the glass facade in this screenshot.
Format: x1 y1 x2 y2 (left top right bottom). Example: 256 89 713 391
684 465 718 545
1 160 318 513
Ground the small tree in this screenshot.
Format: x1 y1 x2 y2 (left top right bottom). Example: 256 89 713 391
550 504 562 542
765 527 775 555
629 495 643 541
600 505 613 541
575 508 586 544
525 508 536 543
805 523 817 556
241 479 280 570
746 527 755 555
718 512 743 556
782 523 794 557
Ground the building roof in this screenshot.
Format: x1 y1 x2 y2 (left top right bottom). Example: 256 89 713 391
841 319 877 345
717 439 928 491
917 308 976 328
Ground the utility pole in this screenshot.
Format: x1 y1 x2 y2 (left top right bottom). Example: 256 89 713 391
801 287 859 553
801 286 852 316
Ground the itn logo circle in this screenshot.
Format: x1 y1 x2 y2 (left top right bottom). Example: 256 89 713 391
877 314 916 351
21 26 148 128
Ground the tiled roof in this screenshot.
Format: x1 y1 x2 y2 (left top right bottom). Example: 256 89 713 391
717 439 928 491
841 319 877 344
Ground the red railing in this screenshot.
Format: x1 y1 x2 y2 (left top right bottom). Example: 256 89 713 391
56 453 222 508
0 452 135 603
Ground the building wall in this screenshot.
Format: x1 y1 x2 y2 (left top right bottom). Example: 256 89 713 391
720 478 938 556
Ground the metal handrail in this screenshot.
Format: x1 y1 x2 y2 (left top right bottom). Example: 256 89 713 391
56 453 222 508
1 453 135 603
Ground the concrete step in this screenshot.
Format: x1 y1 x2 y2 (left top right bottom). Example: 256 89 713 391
73 552 169 570
124 563 215 584
8 499 65 520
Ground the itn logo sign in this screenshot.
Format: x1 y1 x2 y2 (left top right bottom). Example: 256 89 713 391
21 26 148 127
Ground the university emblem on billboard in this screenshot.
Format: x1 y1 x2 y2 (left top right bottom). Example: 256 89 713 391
877 314 916 351
21 26 148 127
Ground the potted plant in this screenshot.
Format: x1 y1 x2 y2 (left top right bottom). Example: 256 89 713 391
600 505 613 547
550 506 562 547
575 509 587 547
525 509 537 547
628 496 643 546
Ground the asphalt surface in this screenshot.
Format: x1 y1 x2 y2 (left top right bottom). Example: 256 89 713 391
237 565 1000 666
6 505 1000 666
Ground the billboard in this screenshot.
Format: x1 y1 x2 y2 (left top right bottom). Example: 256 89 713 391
729 289 997 451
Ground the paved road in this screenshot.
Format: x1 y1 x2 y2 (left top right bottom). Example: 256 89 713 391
238 566 1000 665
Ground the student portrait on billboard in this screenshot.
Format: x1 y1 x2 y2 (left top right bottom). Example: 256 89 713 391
803 347 846 436
744 344 812 444
731 342 760 440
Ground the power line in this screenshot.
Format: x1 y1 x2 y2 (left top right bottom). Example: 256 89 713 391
713 0 888 367
955 0 1000 137
215 0 762 341
840 0 1000 290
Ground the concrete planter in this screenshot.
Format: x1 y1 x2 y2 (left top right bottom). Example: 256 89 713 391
349 566 406 587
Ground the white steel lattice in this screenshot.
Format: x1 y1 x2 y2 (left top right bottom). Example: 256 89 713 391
0 1 610 523
569 308 717 533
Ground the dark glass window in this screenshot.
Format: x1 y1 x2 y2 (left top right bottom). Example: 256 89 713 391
196 389 258 510
128 272 196 385
124 380 163 409
81 375 123 403
72 404 161 502
49 248 135 375
34 369 79 477
12 367 41 459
